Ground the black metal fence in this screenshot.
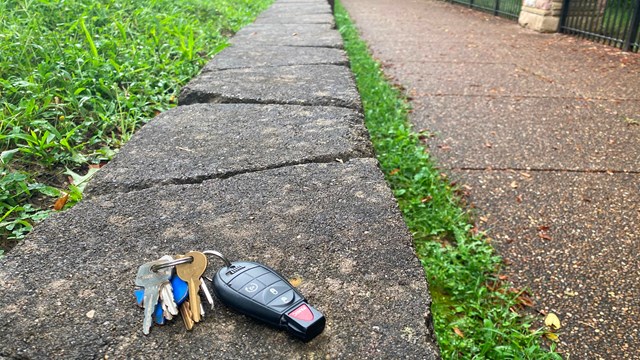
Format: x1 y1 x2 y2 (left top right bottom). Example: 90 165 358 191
560 0 640 52
449 0 522 20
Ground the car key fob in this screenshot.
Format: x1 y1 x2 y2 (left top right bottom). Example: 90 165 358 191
211 261 325 341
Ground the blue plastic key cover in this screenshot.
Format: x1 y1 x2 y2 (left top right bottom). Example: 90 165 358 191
134 289 165 325
171 274 189 304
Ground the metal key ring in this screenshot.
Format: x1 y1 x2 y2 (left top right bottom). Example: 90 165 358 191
203 250 232 268
150 256 193 272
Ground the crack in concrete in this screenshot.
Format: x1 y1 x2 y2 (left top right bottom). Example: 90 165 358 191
86 152 374 198
205 60 350 71
452 166 640 174
178 93 358 110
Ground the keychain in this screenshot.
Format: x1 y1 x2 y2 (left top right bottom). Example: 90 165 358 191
133 250 325 341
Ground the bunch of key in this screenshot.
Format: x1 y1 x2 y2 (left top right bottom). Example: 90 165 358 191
134 251 214 334
134 250 326 341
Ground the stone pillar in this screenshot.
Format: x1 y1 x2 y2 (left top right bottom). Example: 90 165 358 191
518 0 564 33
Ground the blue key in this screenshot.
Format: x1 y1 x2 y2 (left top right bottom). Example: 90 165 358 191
134 273 189 325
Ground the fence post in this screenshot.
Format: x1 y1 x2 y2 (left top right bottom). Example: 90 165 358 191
494 0 500 16
624 0 640 51
559 0 571 32
518 0 564 32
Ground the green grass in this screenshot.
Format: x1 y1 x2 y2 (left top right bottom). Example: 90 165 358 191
335 2 562 358
0 0 273 253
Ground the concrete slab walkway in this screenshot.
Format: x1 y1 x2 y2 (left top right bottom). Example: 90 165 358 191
340 0 640 358
0 0 440 358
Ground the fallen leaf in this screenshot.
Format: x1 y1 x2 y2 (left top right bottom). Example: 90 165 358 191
564 289 578 297
288 276 302 288
389 168 400 176
53 193 69 211
453 327 464 337
510 181 518 189
545 332 559 342
545 313 561 330
516 194 523 203
518 294 535 307
537 225 550 231
538 232 552 241
485 142 493 148
65 167 100 193
421 196 433 203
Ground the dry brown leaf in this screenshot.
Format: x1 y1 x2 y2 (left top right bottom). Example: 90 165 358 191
510 181 518 189
389 168 400 176
517 294 535 307
53 193 69 211
453 327 464 337
538 232 552 241
545 313 561 330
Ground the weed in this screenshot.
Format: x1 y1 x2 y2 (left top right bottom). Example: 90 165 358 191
0 0 273 251
335 2 561 358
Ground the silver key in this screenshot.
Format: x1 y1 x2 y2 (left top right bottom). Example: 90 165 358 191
135 260 172 335
158 256 179 320
200 279 215 310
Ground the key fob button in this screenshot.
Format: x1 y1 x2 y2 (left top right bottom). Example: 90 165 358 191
256 272 281 287
267 290 295 308
256 281 291 304
239 280 267 298
230 273 255 291
244 266 269 279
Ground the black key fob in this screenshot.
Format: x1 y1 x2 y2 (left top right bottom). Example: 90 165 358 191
212 261 325 342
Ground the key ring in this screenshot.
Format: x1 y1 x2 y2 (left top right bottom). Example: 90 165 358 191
150 256 192 272
203 250 232 268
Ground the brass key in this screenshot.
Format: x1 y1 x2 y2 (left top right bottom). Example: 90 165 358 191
176 251 207 323
180 300 195 330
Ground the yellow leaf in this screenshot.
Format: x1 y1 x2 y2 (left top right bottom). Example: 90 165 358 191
288 276 302 287
544 313 561 330
545 332 559 342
